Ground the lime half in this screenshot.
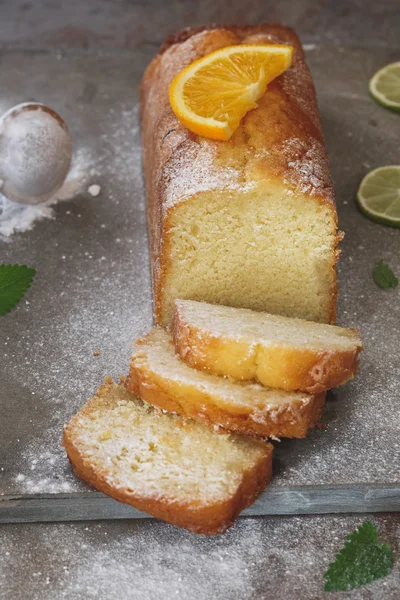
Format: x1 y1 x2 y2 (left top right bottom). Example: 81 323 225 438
369 62 400 112
357 166 400 227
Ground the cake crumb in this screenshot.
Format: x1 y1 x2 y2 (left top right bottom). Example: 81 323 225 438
93 349 100 357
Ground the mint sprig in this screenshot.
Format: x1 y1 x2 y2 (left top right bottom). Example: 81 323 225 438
373 260 398 289
0 264 36 316
324 521 392 592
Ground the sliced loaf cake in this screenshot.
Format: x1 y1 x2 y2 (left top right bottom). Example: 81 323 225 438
172 300 363 393
63 379 273 535
126 327 325 438
141 25 341 327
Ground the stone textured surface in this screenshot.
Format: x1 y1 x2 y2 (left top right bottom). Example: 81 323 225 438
1 514 399 600
0 0 399 50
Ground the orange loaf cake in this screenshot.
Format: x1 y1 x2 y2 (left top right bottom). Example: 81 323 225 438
173 300 363 393
140 24 341 327
64 380 273 535
126 327 325 438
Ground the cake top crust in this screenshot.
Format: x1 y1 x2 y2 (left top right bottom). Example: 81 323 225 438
140 24 336 210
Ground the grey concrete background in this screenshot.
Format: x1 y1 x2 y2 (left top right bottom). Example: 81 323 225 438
1 514 399 600
0 0 399 50
0 1 399 599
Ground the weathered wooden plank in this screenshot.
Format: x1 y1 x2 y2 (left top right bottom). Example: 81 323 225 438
1 484 399 524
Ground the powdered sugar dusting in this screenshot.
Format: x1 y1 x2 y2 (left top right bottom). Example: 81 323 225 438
0 519 262 599
0 197 56 238
6 247 152 495
282 137 334 200
0 147 94 238
88 184 101 197
163 142 255 208
14 447 78 494
1 516 399 599
2 100 151 496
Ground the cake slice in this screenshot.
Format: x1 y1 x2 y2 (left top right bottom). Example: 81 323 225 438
126 328 325 438
141 24 341 327
172 300 363 393
63 379 273 535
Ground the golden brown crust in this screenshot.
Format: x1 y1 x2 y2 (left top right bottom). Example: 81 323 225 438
140 24 339 326
172 306 362 393
158 24 300 54
125 335 326 439
63 382 273 535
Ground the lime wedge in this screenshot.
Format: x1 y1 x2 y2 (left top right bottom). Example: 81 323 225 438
369 62 400 112
357 166 400 227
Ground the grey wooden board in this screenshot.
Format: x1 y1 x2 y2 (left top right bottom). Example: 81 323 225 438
0 45 399 522
1 484 400 524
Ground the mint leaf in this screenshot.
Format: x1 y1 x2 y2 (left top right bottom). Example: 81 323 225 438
324 521 392 592
373 260 398 289
0 264 36 316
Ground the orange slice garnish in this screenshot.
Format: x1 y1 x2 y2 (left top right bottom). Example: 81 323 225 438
169 44 293 141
